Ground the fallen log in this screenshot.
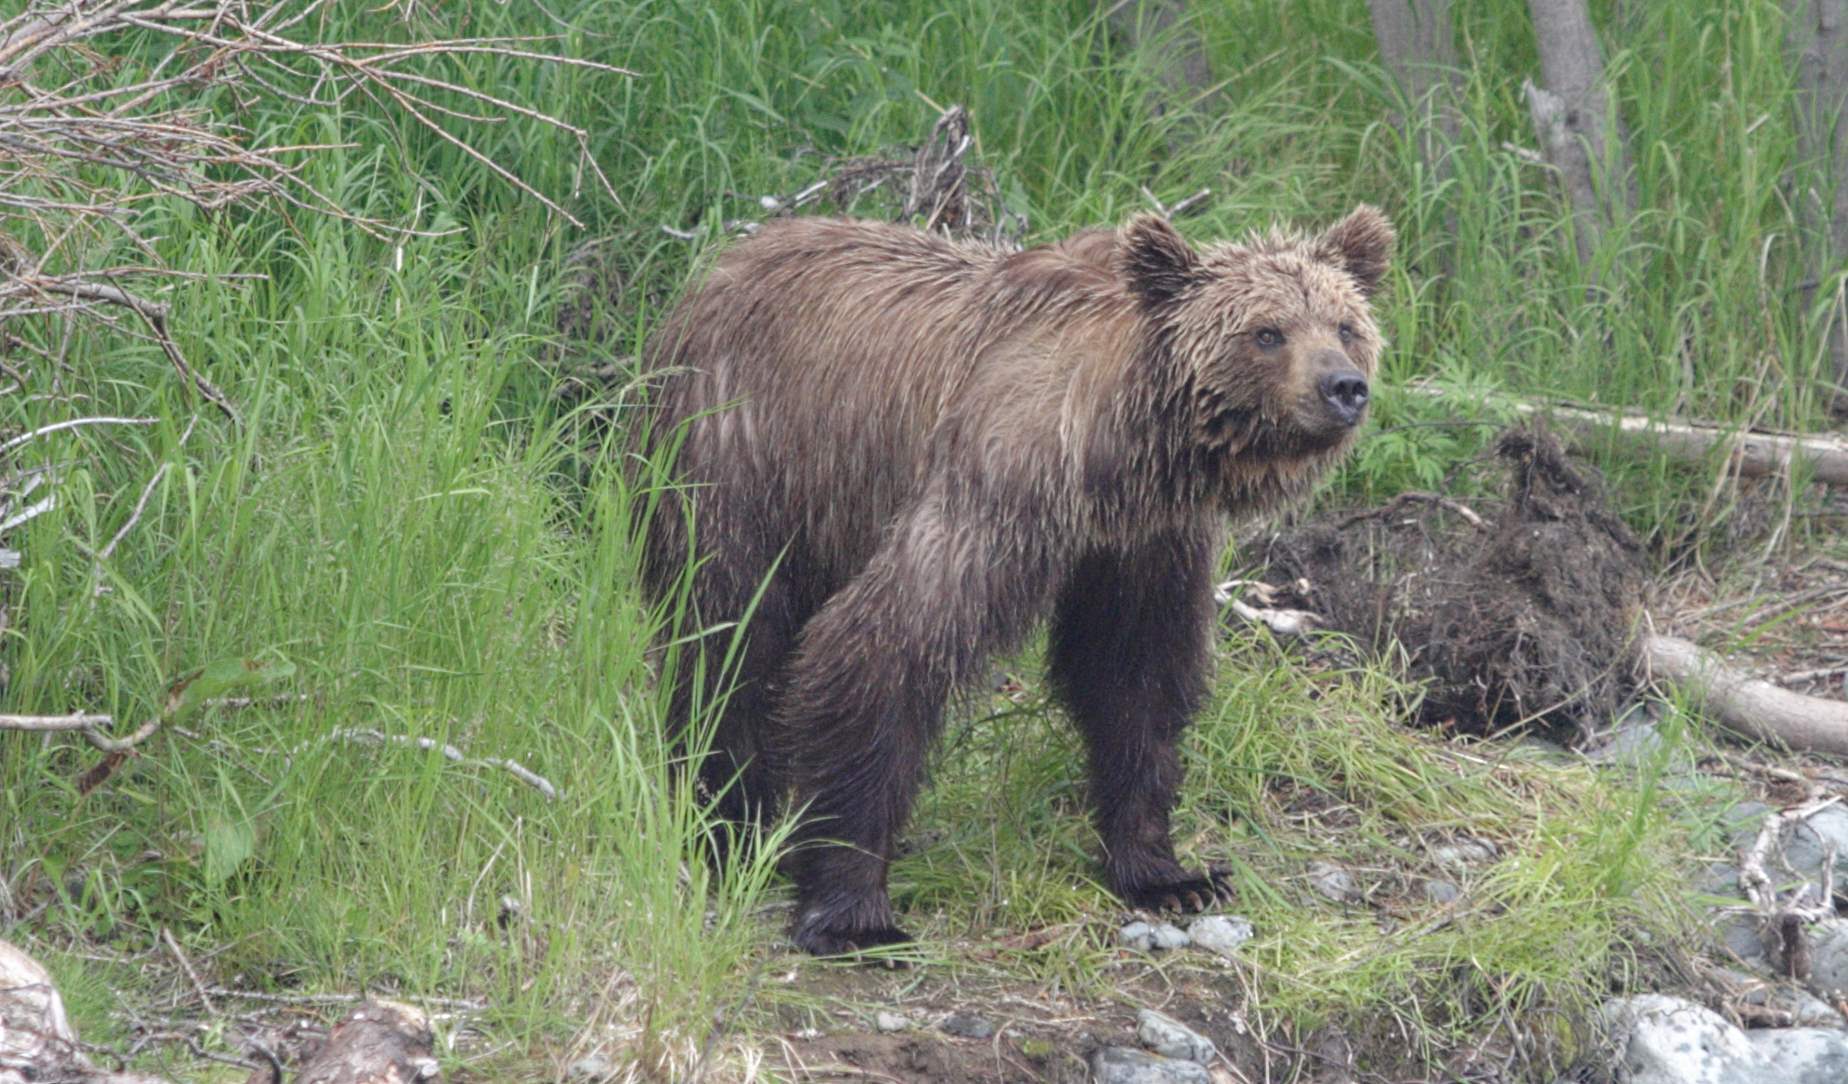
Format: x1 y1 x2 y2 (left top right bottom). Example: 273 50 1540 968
1410 385 1848 486
1643 634 1848 758
0 940 175 1084
1222 596 1848 757
284 1000 441 1084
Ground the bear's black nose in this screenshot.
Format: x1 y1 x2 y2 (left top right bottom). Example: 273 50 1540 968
1319 371 1370 425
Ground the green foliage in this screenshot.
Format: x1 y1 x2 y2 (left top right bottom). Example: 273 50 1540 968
0 0 1807 1077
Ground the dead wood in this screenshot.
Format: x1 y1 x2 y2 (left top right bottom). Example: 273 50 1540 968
1411 383 1848 486
1103 0 1218 110
284 1001 439 1084
0 939 176 1084
1644 634 1848 757
1523 0 1631 268
1787 0 1848 412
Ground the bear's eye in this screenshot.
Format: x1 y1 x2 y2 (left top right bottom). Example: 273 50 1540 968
1338 323 1355 343
1254 327 1284 348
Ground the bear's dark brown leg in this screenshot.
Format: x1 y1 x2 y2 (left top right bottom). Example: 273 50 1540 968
777 496 1051 956
654 499 807 866
1049 523 1232 913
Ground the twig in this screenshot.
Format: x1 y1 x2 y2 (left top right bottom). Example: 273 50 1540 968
22 277 239 424
95 460 168 561
161 926 217 1015
326 727 558 800
203 987 486 1012
0 415 157 458
1334 490 1487 531
1736 797 1840 980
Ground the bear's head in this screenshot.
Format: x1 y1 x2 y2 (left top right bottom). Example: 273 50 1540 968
1117 205 1394 505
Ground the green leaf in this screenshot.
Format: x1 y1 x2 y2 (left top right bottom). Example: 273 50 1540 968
202 813 257 887
163 656 297 722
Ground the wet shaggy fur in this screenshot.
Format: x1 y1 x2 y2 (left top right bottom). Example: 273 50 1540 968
635 208 1394 955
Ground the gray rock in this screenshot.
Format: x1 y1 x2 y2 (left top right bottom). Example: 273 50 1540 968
874 1011 909 1033
1187 914 1253 957
1307 861 1359 904
1089 1045 1212 1084
1804 918 1848 1002
1713 911 1777 972
566 1054 616 1082
1431 839 1497 867
1746 1027 1848 1084
1135 1010 1217 1064
1423 879 1461 905
938 1011 993 1039
1601 994 1761 1084
1581 705 1665 766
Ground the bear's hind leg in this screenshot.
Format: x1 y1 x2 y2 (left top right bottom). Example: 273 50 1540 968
658 521 807 868
778 501 1051 956
1049 525 1232 913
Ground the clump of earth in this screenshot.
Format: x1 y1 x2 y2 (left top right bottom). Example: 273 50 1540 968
1259 424 1649 739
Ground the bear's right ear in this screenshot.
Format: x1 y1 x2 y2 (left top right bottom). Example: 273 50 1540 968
1118 214 1200 309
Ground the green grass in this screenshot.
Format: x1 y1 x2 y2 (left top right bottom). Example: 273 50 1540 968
0 0 1830 1079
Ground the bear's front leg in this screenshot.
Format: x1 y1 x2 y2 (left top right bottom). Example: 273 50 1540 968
1049 524 1232 913
776 499 1050 957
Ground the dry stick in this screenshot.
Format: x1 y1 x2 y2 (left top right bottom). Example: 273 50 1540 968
1410 383 1848 486
1736 796 1839 980
1644 634 1848 757
25 277 240 424
161 925 218 1016
0 414 157 458
327 727 558 800
0 710 162 753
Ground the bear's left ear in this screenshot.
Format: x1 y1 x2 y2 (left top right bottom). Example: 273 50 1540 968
1118 214 1200 309
1312 204 1395 299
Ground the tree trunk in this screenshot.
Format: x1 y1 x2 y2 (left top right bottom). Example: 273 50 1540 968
1104 1 1216 109
1368 0 1460 145
1368 0 1461 270
1786 0 1848 414
1524 0 1631 268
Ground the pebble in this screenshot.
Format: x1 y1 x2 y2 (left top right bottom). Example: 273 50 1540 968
874 1011 909 1033
1135 1009 1217 1064
1431 839 1496 867
1307 860 1359 904
1089 1045 1212 1084
566 1054 615 1082
938 1011 994 1040
1186 914 1253 957
1118 920 1191 952
1423 879 1461 904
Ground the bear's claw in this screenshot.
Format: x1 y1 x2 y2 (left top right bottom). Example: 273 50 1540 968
792 917 915 965
1123 868 1234 914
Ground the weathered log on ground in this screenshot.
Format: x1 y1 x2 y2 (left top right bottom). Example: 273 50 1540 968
1411 384 1848 486
282 1000 441 1084
1643 634 1848 758
0 940 175 1084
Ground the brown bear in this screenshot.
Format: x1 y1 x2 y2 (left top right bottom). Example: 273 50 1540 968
635 207 1392 955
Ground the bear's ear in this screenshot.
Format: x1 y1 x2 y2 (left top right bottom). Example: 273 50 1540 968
1312 204 1395 299
1118 214 1200 309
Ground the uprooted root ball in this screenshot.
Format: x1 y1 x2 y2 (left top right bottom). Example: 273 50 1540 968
1261 425 1648 737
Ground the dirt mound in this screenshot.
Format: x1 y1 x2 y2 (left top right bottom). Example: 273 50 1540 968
1261 425 1648 737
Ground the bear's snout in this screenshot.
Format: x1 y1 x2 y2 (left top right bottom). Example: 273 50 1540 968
1316 365 1369 427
